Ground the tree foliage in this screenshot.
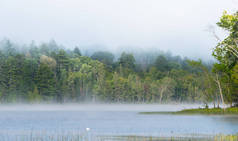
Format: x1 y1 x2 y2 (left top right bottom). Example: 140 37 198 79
0 40 212 103
1 10 238 105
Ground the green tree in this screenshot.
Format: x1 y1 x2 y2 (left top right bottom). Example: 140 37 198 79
158 77 176 103
28 86 41 102
212 11 238 106
35 63 56 100
91 51 114 66
118 52 136 70
73 47 81 57
154 55 170 72
213 11 238 68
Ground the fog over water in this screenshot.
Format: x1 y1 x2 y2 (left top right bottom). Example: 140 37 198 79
0 104 201 111
0 104 238 139
1 1 238 140
0 0 237 59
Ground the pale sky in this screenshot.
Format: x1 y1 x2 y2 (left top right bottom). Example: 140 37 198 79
0 0 237 59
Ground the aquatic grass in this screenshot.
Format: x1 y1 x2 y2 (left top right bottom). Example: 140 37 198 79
99 136 215 141
0 130 91 141
139 107 238 115
0 133 238 141
214 134 238 141
0 129 238 141
176 107 238 115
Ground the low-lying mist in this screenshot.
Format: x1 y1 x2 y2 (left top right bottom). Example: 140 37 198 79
0 103 201 112
0 39 217 105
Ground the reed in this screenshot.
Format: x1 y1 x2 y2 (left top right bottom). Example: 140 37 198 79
0 132 238 141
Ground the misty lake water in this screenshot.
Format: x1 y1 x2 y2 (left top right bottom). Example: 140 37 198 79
0 104 238 140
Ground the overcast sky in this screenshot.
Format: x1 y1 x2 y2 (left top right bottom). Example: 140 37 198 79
0 0 237 59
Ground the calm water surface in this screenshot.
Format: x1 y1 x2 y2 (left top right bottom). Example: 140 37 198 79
0 104 237 138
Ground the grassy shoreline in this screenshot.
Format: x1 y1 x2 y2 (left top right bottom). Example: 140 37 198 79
139 107 238 115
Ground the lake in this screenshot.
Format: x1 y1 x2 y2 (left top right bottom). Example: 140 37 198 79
0 104 238 141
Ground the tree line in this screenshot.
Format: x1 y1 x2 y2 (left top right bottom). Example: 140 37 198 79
0 11 237 106
0 39 208 103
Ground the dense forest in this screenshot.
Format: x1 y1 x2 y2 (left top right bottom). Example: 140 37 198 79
0 11 237 107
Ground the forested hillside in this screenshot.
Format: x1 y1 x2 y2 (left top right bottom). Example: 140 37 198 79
0 39 209 103
0 11 237 107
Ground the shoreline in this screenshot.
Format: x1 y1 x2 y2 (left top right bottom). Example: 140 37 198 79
139 107 238 115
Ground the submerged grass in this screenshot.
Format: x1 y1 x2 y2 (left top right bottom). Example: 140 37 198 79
139 107 238 115
98 136 215 141
214 134 238 141
1 135 238 141
0 133 238 141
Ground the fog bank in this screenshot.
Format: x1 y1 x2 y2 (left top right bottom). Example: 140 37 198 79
0 104 202 112
0 0 237 59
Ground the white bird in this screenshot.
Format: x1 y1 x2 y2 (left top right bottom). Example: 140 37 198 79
86 128 90 131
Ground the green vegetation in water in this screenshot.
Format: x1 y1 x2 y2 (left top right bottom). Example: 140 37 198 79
140 107 238 115
102 135 238 141
2 134 238 141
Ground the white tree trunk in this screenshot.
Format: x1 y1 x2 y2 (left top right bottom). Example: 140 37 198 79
216 73 225 109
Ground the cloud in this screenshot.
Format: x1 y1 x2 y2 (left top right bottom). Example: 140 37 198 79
0 0 237 59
